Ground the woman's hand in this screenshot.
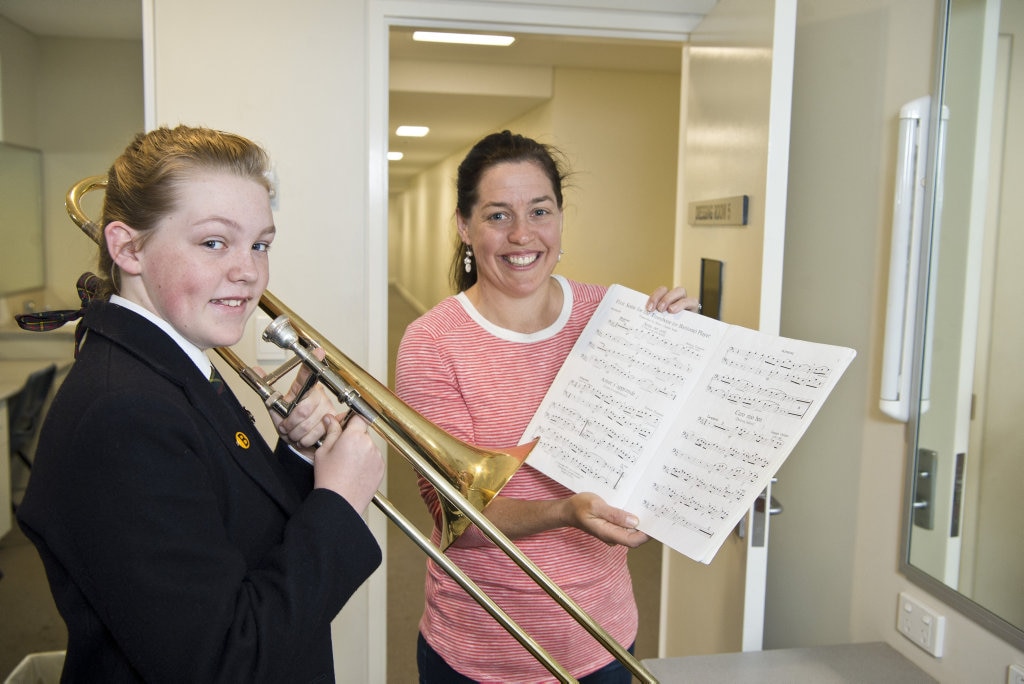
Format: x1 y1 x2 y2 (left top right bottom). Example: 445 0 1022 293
462 492 650 549
561 492 650 548
646 285 700 314
313 415 385 514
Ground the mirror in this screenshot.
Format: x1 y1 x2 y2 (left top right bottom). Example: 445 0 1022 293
0 143 44 296
901 0 1024 650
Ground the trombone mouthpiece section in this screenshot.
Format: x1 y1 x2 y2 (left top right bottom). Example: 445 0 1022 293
263 315 299 349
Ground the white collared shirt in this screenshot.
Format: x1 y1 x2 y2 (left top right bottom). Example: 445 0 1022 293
110 294 213 379
107 295 314 464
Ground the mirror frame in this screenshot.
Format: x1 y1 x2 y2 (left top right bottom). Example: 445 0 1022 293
899 0 1024 652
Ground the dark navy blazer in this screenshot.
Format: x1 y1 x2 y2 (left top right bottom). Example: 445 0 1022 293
17 301 381 683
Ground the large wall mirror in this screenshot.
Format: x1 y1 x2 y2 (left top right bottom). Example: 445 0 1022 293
0 142 44 296
901 0 1024 650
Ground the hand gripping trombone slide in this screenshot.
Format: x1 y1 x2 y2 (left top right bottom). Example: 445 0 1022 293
66 176 659 684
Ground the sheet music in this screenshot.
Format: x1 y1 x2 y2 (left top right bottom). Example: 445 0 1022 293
522 285 856 563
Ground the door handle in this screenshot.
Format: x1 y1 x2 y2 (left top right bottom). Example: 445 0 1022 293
755 492 784 516
737 479 783 543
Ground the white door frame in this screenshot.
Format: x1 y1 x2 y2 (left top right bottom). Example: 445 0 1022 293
742 0 796 650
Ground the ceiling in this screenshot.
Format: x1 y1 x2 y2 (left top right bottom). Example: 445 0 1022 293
0 0 684 195
0 0 141 40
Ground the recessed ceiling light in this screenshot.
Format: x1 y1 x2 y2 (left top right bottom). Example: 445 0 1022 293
396 126 429 137
412 31 515 47
387 151 404 161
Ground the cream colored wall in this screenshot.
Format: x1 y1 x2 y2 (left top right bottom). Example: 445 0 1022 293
772 0 1024 681
0 16 39 144
389 66 679 313
548 68 679 293
152 0 372 368
151 2 379 680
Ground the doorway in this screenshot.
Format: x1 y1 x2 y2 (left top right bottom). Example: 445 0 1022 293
382 22 685 684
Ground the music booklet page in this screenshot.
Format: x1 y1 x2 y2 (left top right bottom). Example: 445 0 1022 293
521 284 856 564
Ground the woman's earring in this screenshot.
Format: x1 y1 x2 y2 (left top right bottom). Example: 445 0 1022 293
464 246 473 273
558 249 565 263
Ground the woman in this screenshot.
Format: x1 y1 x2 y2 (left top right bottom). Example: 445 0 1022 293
395 130 697 683
16 125 384 682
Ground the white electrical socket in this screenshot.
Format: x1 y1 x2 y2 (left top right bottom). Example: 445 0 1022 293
897 592 945 657
1008 663 1024 684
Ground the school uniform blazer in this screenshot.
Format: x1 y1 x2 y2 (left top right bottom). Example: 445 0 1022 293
17 301 381 683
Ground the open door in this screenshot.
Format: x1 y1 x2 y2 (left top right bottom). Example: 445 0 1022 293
662 0 796 656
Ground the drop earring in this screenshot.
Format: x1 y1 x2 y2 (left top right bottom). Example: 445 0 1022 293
464 246 473 273
558 249 565 263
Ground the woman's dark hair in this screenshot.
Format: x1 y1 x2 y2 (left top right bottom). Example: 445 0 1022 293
450 130 569 292
95 125 271 298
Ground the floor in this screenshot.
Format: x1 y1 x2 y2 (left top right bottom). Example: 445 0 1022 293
0 286 661 681
0 510 67 678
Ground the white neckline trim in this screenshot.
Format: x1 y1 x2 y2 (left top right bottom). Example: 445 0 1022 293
110 295 212 378
455 275 572 343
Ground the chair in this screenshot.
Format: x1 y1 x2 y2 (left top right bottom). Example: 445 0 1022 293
8 363 57 473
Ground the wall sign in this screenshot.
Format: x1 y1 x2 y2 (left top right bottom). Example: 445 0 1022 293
688 195 748 226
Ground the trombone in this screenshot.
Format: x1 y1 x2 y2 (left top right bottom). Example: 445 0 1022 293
67 176 659 684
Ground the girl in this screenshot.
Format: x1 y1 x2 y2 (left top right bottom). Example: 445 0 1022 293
17 125 384 682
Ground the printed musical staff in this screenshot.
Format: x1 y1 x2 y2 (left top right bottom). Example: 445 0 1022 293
522 284 856 564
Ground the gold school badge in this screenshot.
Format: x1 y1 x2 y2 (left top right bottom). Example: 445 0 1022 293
235 432 250 449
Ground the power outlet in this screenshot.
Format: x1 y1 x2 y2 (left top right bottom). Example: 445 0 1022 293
897 592 945 657
1008 663 1024 684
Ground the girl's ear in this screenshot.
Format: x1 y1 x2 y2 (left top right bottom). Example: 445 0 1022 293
105 222 143 276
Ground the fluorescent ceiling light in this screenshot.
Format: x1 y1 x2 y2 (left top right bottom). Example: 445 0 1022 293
387 151 404 161
396 126 429 137
413 31 515 47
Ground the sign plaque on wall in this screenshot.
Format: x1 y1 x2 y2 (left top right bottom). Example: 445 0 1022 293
688 195 748 226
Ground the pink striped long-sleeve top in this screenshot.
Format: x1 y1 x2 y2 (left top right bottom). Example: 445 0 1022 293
394 276 637 683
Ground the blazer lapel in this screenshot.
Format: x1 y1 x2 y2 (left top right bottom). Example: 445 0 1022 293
85 302 302 514
189 370 302 513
